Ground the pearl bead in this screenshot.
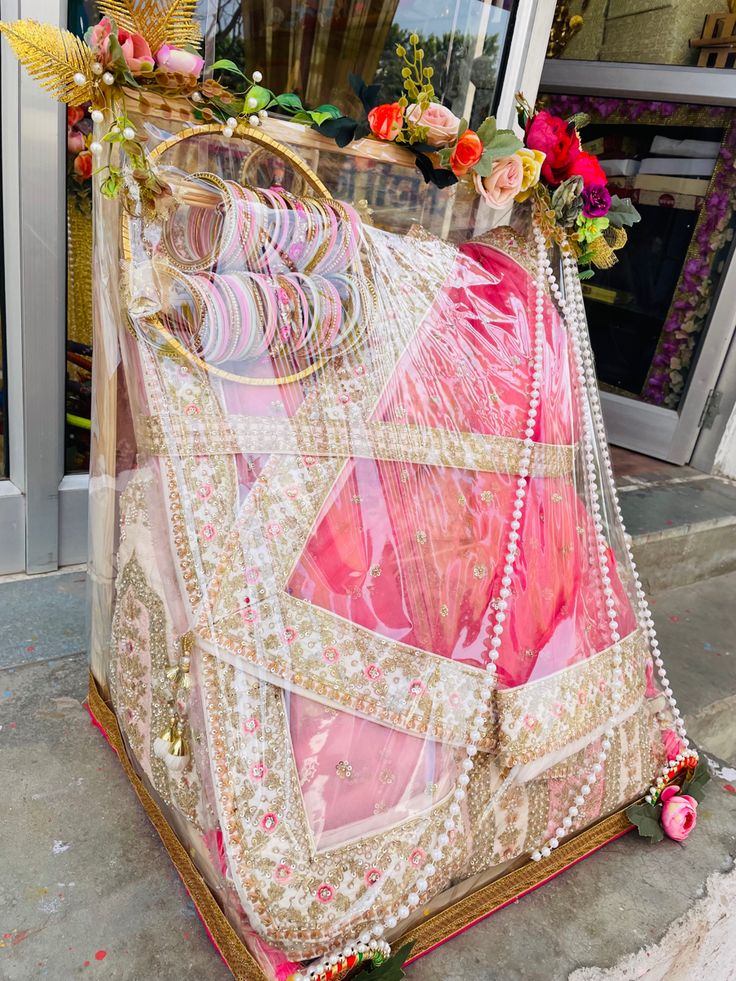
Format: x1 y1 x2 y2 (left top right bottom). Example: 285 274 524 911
90 109 104 123
252 69 263 82
102 72 114 85
249 115 260 126
227 117 237 128
541 846 551 858
122 127 135 140
92 62 103 76
259 109 268 119
222 127 234 138
73 72 87 85
531 850 542 862
90 141 102 155
386 915 397 929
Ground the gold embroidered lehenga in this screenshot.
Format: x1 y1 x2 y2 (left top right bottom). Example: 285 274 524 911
87 115 685 981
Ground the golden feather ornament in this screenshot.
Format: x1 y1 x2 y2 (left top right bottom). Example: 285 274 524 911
95 0 201 54
0 19 95 104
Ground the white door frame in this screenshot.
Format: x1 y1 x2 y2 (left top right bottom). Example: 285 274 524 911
541 59 736 464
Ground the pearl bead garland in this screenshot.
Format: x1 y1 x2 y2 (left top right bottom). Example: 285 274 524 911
525 228 694 864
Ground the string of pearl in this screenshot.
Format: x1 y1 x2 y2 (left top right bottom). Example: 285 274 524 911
554 246 693 801
557 246 689 745
292 219 552 981
526 225 623 861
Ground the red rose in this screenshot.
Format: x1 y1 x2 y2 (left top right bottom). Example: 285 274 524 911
564 151 607 188
67 105 85 128
367 103 404 142
449 129 483 176
525 110 581 186
73 150 93 180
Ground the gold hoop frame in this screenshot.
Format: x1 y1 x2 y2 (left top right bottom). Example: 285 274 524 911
123 121 341 386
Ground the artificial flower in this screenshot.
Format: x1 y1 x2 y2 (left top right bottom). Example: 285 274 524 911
118 28 154 73
449 129 483 176
85 16 114 64
514 146 546 201
525 110 580 185
582 183 612 217
576 213 609 244
565 151 607 188
155 44 204 77
474 153 524 208
67 129 86 154
67 105 85 128
73 150 93 179
659 785 698 841
367 102 404 142
405 102 460 147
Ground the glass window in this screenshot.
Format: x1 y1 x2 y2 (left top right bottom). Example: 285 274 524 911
220 0 518 125
65 0 96 474
0 142 6 479
547 1 729 68
542 94 736 410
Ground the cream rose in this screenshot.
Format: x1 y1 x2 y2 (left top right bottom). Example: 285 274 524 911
473 153 525 209
515 147 546 201
405 102 461 147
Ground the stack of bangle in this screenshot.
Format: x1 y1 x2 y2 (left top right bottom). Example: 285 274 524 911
151 172 372 370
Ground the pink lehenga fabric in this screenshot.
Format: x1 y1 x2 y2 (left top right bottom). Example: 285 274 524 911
94 127 678 980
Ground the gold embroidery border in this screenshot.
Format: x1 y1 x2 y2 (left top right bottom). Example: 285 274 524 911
87 670 639 981
137 413 576 478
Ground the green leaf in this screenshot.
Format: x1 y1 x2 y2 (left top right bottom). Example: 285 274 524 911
209 58 246 77
568 111 590 131
626 802 664 842
487 128 523 156
363 941 416 979
436 146 452 167
578 268 595 280
607 194 642 228
476 116 497 146
313 103 342 119
457 117 469 139
682 759 711 803
274 92 304 112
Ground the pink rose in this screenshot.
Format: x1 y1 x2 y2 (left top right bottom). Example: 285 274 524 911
86 16 114 64
67 129 86 153
525 110 581 185
405 102 460 147
660 785 698 841
156 44 204 77
118 29 154 73
474 153 525 209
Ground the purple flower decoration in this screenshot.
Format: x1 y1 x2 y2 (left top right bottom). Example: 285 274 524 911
581 184 611 218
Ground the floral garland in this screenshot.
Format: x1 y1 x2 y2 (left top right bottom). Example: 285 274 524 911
0 12 640 271
544 94 736 407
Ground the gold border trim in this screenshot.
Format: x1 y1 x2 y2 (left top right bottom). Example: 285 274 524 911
87 670 637 980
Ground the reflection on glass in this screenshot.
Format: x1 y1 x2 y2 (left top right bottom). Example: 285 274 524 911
542 95 736 410
66 0 96 474
548 0 719 68
218 0 517 125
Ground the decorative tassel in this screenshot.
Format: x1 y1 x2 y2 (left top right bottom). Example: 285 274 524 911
153 715 177 759
166 632 193 690
164 720 190 774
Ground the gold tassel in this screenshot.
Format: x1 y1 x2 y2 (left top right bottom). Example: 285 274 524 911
165 720 190 774
166 632 193 690
153 714 177 759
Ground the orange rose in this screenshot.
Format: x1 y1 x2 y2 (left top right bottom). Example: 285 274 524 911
73 150 93 180
449 130 483 176
367 103 404 142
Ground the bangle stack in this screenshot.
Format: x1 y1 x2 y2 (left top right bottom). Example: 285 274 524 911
151 173 370 372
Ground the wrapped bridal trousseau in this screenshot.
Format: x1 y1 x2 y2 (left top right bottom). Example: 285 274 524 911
0 8 702 977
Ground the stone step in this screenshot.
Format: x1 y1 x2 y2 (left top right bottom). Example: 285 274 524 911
613 450 736 593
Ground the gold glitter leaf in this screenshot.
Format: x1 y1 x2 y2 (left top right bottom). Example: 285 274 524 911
0 19 95 103
96 0 201 54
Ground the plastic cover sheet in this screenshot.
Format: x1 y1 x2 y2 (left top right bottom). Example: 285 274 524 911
88 103 682 979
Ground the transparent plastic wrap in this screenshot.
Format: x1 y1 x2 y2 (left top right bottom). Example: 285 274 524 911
87 103 686 980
